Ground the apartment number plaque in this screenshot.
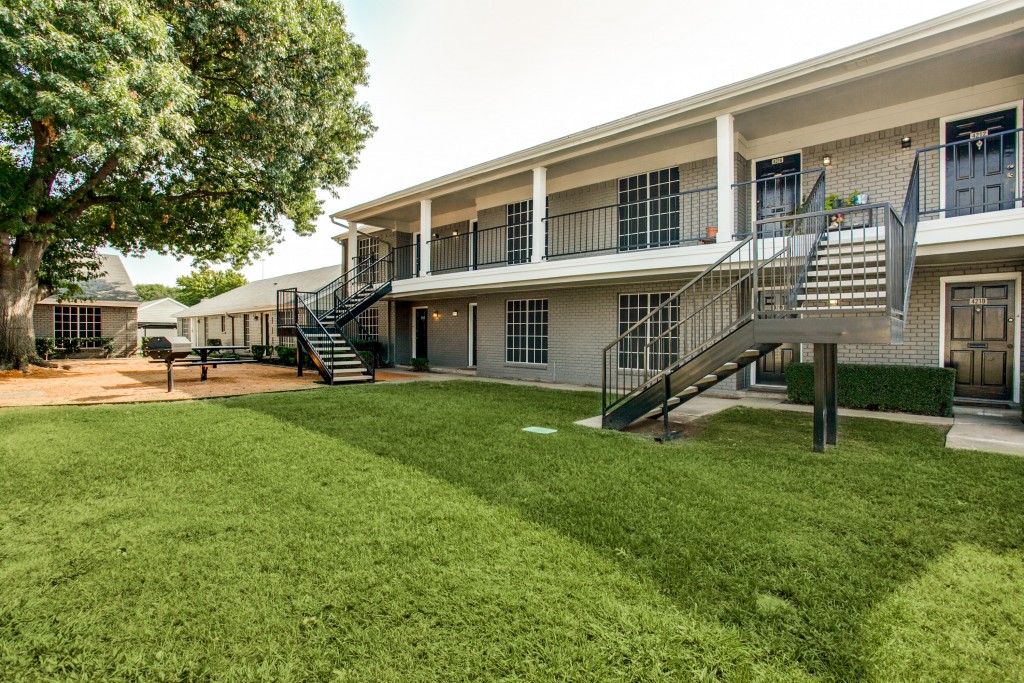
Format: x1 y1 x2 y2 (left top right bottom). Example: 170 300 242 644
969 297 988 305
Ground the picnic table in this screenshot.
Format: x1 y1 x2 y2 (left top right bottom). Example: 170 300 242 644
187 345 253 380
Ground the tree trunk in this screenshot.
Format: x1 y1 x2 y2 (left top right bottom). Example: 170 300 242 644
0 236 47 370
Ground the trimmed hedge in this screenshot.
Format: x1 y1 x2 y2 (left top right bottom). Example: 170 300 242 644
786 362 956 417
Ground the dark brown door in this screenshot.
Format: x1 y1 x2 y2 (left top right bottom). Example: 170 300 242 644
757 344 797 386
944 109 1018 217
414 308 428 359
946 281 1015 400
755 153 801 237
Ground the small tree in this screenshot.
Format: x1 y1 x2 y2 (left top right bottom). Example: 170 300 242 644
0 0 373 369
176 267 247 306
135 283 183 302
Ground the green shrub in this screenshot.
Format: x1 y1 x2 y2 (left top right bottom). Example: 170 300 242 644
275 345 297 365
250 345 271 361
410 357 430 372
786 362 956 417
357 350 374 368
35 337 57 360
352 337 386 368
207 338 222 347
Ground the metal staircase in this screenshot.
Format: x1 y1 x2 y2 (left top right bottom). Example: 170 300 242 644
602 163 920 434
276 251 394 385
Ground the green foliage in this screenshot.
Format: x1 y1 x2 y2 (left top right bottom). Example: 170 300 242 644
825 191 865 211
0 0 374 361
787 362 956 416
135 284 183 302
275 345 296 366
33 336 56 360
205 338 222 347
175 267 247 306
410 357 430 372
352 337 386 368
250 344 271 361
36 336 114 358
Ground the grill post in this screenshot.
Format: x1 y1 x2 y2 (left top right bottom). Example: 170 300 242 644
166 358 174 392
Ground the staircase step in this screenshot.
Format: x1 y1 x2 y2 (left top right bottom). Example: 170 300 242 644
798 291 885 301
803 278 886 289
331 375 372 383
738 349 762 359
809 266 886 277
695 374 719 385
715 362 739 373
797 305 888 313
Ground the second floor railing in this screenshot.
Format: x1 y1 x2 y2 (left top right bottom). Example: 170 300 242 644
544 185 718 259
915 126 1022 219
733 168 826 239
429 222 532 274
393 242 419 280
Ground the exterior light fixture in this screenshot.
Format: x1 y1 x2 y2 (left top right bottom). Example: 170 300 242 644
451 230 458 236
432 311 441 320
452 310 458 317
822 154 832 166
901 136 912 149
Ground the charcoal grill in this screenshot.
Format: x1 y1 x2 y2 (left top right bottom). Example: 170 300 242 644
146 336 193 390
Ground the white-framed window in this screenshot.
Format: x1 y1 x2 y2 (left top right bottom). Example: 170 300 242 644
617 293 679 370
54 306 102 346
243 315 250 345
506 200 533 264
506 299 547 364
357 307 379 340
221 315 227 333
181 318 192 341
618 167 680 250
203 317 209 341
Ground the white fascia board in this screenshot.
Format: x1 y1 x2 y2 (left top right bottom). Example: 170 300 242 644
389 243 734 297
916 208 1024 255
334 2 1023 223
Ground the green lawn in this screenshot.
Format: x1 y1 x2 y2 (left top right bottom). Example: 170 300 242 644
1 381 1022 682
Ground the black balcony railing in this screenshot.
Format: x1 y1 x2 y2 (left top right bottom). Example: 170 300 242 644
733 168 826 238
544 185 718 259
393 242 419 280
428 222 532 274
915 127 1022 219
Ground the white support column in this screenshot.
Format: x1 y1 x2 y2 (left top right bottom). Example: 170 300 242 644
531 167 546 263
716 114 736 241
346 222 360 295
419 199 431 277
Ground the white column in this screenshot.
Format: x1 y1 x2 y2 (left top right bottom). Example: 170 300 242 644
347 222 359 272
531 167 546 263
419 199 431 277
716 114 736 241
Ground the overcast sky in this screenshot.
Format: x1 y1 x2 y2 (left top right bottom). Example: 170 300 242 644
111 0 982 286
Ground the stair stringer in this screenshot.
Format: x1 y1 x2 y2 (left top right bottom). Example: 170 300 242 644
332 281 393 331
603 322 778 430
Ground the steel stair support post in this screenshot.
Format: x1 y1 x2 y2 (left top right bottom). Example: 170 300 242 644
813 343 826 452
825 343 838 446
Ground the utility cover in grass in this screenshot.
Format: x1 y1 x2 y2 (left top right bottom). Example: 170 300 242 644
523 426 557 434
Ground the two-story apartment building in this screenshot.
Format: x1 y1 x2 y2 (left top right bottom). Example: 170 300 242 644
281 1 1023 424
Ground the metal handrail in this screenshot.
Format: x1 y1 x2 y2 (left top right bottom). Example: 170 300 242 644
544 185 717 222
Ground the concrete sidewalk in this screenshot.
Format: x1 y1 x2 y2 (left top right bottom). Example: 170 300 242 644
575 392 1024 456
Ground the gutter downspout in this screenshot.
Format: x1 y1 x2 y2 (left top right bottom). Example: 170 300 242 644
227 314 236 346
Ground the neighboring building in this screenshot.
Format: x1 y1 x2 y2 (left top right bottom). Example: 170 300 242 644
137 298 188 349
175 265 340 350
34 253 141 357
287 3 1023 413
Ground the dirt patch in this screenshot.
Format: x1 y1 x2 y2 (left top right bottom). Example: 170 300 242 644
624 415 706 440
0 358 421 408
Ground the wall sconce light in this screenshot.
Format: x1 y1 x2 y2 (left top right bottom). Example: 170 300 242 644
821 154 831 166
431 311 441 320
901 136 912 149
452 310 459 317
451 230 458 236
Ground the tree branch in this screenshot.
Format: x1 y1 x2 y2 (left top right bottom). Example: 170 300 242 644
61 154 119 214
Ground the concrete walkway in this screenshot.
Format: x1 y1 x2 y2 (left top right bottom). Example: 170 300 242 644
389 368 1024 456
574 391 1024 456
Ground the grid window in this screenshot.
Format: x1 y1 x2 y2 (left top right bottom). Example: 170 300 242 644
203 317 209 341
505 299 548 364
617 293 679 370
506 200 533 264
357 307 379 340
54 306 102 347
618 167 680 251
181 318 192 340
243 315 250 345
221 316 226 334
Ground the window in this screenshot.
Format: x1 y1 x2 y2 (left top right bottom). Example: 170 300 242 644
203 317 209 341
181 318 192 340
357 307 379 340
506 200 533 264
618 167 680 250
54 306 102 347
618 293 679 370
243 315 250 345
506 299 547 364
221 315 226 334
357 236 376 263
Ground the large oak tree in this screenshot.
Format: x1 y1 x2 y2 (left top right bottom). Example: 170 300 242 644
0 0 373 368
